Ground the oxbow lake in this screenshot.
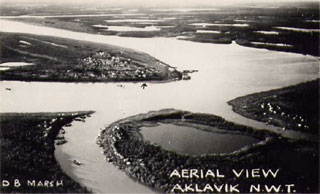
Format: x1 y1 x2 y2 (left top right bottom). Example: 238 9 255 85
0 19 319 193
140 123 260 155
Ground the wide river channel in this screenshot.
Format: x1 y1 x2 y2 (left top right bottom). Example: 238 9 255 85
0 19 319 193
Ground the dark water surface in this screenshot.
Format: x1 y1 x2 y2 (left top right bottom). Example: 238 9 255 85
141 123 260 155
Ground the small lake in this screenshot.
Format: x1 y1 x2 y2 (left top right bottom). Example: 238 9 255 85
190 23 249 27
0 67 10 71
93 24 160 31
0 62 34 67
140 123 260 155
105 19 165 23
0 62 34 71
275 27 320 33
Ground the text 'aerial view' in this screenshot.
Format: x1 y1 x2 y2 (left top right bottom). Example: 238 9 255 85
0 0 319 193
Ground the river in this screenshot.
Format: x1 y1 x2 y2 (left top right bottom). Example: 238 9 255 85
0 19 319 193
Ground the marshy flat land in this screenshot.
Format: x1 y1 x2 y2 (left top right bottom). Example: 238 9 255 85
1 1 319 56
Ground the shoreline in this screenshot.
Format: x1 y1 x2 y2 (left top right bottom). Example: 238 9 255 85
0 111 94 193
0 74 182 84
97 109 319 193
228 79 319 135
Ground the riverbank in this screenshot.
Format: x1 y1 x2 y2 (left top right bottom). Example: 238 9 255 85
0 111 94 193
0 32 182 82
228 79 319 135
97 109 319 193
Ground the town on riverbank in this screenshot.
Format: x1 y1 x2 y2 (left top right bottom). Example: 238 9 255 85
0 32 183 82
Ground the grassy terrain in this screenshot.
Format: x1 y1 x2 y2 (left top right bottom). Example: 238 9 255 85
228 79 319 135
97 109 319 193
0 32 182 82
1 2 319 56
0 111 94 193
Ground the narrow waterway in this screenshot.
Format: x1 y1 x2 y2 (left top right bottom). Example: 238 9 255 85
0 19 319 193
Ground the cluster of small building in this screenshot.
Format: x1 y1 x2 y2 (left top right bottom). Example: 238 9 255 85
260 102 309 129
75 51 161 80
1 51 164 81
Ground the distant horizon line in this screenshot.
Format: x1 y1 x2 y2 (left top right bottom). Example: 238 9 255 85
1 0 319 7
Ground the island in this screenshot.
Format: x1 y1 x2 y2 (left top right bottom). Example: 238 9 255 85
97 109 319 193
0 111 94 193
0 32 182 82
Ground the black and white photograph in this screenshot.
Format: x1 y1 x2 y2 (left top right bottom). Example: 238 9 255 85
0 0 319 193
